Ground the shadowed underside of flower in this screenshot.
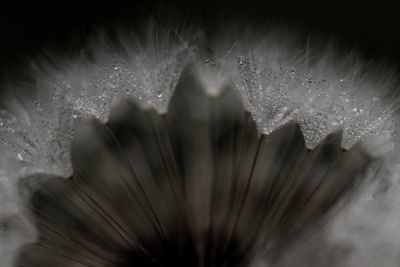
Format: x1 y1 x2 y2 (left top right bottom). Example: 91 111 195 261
16 68 373 267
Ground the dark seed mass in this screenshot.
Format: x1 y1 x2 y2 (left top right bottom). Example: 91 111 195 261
16 67 373 266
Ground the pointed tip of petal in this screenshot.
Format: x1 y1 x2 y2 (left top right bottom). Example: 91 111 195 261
266 121 306 146
108 95 142 123
324 128 343 145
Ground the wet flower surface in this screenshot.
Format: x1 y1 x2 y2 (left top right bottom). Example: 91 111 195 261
17 69 374 266
0 15 399 266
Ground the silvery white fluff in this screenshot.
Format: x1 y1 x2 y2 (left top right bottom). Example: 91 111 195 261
0 23 399 266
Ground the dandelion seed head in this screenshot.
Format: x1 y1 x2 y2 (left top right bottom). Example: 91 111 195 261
0 23 400 266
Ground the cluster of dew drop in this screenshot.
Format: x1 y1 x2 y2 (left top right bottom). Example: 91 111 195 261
0 37 191 179
209 35 400 267
214 45 395 149
0 33 394 220
0 35 191 263
0 29 398 267
0 30 395 198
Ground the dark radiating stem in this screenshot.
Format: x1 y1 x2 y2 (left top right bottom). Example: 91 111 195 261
104 124 170 249
151 114 184 221
226 134 265 255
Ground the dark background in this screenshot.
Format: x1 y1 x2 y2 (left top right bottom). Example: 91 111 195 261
1 1 400 74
